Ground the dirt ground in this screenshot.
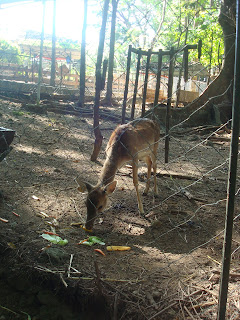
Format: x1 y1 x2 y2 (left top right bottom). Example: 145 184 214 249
0 97 240 320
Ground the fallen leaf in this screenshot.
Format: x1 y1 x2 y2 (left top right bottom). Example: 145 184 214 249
7 242 16 249
40 233 68 246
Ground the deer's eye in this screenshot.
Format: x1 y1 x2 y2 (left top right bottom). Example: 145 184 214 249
98 205 103 211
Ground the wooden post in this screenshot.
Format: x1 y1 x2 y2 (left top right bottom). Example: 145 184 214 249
154 49 163 108
131 48 142 120
165 47 174 163
198 39 202 60
183 45 189 83
122 45 132 124
141 49 151 117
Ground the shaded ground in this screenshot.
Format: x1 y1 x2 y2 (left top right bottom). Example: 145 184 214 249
0 97 239 320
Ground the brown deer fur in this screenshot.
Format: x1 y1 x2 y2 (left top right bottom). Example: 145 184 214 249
77 118 160 230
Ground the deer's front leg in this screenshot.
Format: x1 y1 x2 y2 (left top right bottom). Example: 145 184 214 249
132 158 144 214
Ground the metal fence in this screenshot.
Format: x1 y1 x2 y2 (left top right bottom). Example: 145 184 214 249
0 3 240 320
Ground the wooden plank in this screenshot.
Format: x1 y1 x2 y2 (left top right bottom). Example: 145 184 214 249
178 90 199 103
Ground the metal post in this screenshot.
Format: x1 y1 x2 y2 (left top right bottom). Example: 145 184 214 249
50 0 56 87
37 0 46 105
141 49 151 117
217 1 240 319
122 45 132 124
165 47 174 163
154 49 163 108
131 48 142 120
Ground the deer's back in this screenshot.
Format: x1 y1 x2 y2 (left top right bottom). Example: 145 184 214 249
106 119 160 162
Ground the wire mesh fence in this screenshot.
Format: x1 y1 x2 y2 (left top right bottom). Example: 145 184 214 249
0 1 240 320
1 88 240 319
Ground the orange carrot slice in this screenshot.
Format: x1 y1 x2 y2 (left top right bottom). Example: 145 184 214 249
94 249 106 256
106 246 131 251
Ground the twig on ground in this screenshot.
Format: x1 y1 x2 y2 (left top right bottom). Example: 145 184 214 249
184 305 195 319
70 198 84 222
0 305 18 315
60 273 68 288
68 254 74 278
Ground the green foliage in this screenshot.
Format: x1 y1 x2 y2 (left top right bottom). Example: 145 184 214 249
0 40 22 64
58 39 80 50
112 0 224 70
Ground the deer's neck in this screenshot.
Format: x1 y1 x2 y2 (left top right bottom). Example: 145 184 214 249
99 155 119 186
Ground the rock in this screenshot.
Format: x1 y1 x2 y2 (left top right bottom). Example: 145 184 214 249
42 246 67 263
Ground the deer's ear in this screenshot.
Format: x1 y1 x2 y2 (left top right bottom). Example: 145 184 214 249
104 181 117 194
76 178 93 193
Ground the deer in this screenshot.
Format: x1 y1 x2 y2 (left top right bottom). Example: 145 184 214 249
76 118 160 231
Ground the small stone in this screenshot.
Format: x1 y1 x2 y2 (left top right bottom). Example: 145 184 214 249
42 246 67 263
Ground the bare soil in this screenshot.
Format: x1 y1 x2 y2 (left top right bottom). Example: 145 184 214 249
0 98 239 320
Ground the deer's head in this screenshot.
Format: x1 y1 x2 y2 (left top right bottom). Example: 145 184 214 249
76 179 117 231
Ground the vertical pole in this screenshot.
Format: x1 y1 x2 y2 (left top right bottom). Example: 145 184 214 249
154 49 163 108
101 58 108 90
141 49 151 117
122 45 132 124
79 0 88 107
183 45 189 83
37 0 45 105
90 0 109 161
165 47 174 163
131 48 142 120
217 1 240 319
50 0 56 87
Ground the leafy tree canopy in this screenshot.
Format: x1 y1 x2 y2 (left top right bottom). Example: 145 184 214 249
111 0 223 70
0 40 22 64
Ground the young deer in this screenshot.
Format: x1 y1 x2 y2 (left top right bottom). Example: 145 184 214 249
77 118 160 230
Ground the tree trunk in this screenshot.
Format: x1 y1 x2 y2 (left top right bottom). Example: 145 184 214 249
79 0 88 108
105 0 119 104
91 0 110 162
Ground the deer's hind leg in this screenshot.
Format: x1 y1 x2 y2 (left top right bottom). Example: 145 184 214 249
152 142 158 195
143 155 152 195
132 157 144 214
